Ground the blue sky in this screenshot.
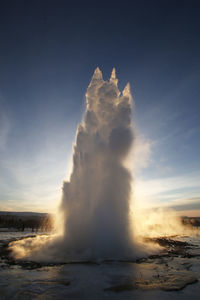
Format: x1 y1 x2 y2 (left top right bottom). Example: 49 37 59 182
0 0 200 215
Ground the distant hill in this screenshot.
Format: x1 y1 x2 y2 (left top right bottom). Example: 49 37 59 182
182 216 200 227
0 211 48 217
0 211 54 232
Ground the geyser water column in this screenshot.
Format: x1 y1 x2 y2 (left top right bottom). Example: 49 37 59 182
59 68 135 260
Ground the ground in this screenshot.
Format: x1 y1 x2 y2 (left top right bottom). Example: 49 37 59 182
0 232 200 299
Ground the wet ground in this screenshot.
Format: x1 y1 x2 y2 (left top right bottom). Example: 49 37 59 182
0 232 200 299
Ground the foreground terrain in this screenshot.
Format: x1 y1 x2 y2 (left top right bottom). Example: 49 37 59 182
0 230 200 299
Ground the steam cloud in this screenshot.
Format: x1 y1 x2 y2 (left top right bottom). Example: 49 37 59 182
58 68 135 260
10 69 196 262
11 68 149 262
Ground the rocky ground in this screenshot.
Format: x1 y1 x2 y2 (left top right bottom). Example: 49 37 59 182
0 233 200 299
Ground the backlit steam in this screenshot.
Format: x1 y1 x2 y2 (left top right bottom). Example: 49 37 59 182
10 68 192 262
11 68 139 261
58 68 135 259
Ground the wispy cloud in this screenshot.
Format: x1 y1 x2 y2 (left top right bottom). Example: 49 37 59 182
0 151 65 212
134 171 200 212
170 197 200 211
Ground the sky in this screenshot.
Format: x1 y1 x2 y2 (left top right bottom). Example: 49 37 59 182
0 0 200 215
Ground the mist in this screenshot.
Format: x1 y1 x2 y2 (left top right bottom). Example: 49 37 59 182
12 68 195 263
10 68 149 261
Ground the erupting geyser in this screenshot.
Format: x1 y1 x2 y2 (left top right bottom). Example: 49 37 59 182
59 68 135 260
10 68 144 262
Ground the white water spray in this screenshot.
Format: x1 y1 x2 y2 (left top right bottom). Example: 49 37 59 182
58 68 135 259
